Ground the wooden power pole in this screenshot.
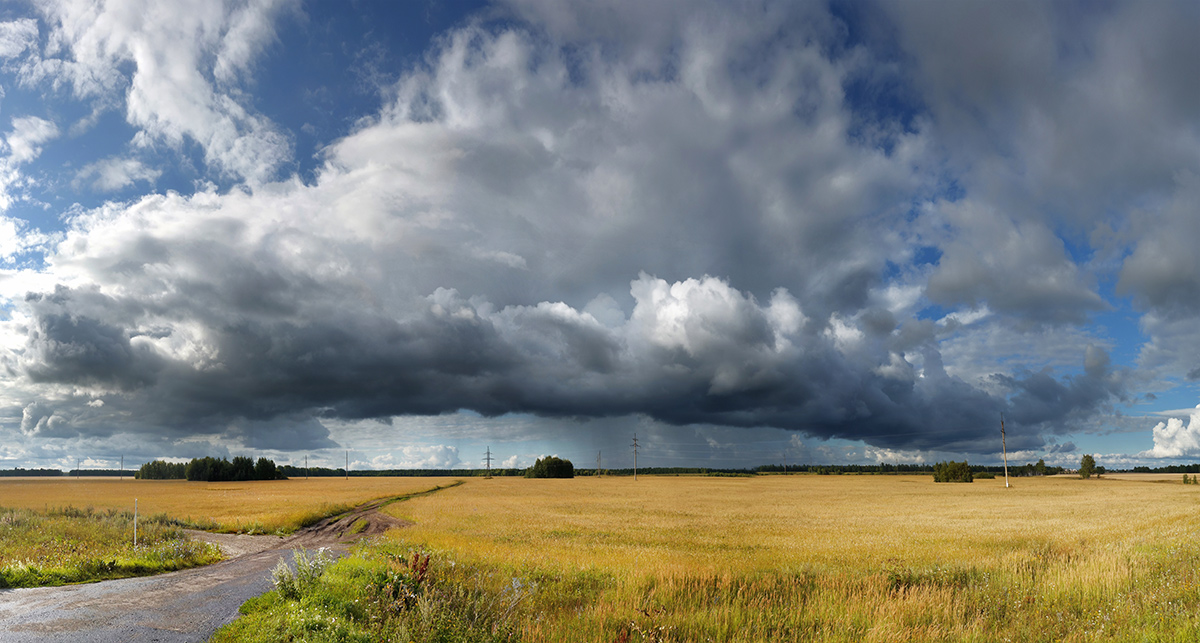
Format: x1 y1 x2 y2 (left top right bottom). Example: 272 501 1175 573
631 433 639 481
1001 414 1010 488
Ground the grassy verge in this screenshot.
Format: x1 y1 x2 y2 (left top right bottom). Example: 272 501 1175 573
212 543 539 642
0 505 221 588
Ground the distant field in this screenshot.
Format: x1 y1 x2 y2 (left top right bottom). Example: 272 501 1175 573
386 473 1200 572
372 473 1200 641
0 476 452 533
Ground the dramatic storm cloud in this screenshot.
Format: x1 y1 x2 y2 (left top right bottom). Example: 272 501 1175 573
0 0 1196 470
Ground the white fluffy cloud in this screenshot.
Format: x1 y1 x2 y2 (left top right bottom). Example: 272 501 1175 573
1143 406 1200 459
73 156 161 192
22 0 296 183
0 19 38 59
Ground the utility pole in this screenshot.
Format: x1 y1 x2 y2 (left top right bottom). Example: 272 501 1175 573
597 450 602 476
631 433 639 481
120 455 123 480
345 451 349 480
484 447 493 478
1001 413 1010 489
305 455 309 480
782 450 787 475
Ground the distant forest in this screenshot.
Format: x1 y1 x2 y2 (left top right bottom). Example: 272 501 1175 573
9 461 1199 478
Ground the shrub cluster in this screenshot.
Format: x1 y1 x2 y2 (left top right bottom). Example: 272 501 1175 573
525 456 574 478
933 460 973 483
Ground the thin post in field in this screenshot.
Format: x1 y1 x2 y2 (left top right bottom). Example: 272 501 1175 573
1001 414 1010 488
133 498 138 549
631 433 639 481
484 447 493 478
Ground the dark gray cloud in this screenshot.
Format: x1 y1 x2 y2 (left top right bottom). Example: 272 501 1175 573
4 0 1194 467
8 273 1120 455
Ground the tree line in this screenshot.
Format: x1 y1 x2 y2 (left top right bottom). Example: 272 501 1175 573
136 457 285 481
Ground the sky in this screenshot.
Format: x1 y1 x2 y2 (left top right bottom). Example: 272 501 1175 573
0 0 1197 473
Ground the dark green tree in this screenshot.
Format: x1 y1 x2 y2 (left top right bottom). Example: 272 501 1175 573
230 456 255 481
933 460 973 483
1079 454 1096 479
255 457 280 480
136 459 187 479
1035 459 1046 476
525 456 575 478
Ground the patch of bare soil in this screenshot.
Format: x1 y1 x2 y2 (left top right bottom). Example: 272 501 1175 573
186 495 414 555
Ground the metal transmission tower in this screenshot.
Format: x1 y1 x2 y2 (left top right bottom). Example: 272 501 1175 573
631 433 639 481
484 447 494 478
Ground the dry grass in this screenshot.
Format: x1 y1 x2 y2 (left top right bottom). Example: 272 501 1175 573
377 474 1200 641
387 474 1199 573
0 477 454 533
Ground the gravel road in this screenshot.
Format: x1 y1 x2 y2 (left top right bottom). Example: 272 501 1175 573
0 496 409 642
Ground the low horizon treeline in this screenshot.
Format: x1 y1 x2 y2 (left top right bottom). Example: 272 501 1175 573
6 461 1194 477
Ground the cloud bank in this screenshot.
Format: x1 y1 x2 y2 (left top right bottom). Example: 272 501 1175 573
0 0 1195 467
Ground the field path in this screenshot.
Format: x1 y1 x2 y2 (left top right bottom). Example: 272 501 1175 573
0 485 453 643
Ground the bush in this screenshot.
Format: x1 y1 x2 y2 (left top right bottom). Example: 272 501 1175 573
271 547 333 600
933 461 973 483
525 456 574 478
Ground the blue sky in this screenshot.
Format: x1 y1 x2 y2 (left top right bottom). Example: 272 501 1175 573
0 0 1198 473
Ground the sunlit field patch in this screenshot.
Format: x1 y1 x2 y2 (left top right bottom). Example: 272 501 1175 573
0 477 452 533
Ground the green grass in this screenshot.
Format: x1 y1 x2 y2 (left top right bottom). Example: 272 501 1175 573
0 505 221 587
212 543 531 643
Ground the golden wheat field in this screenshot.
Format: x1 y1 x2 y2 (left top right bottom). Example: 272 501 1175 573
385 473 1200 573
0 476 449 533
380 474 1200 641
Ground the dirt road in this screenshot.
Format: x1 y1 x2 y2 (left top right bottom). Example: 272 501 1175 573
0 495 413 643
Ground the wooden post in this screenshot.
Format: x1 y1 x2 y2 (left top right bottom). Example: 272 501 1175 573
631 433 639 481
1001 414 1010 488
